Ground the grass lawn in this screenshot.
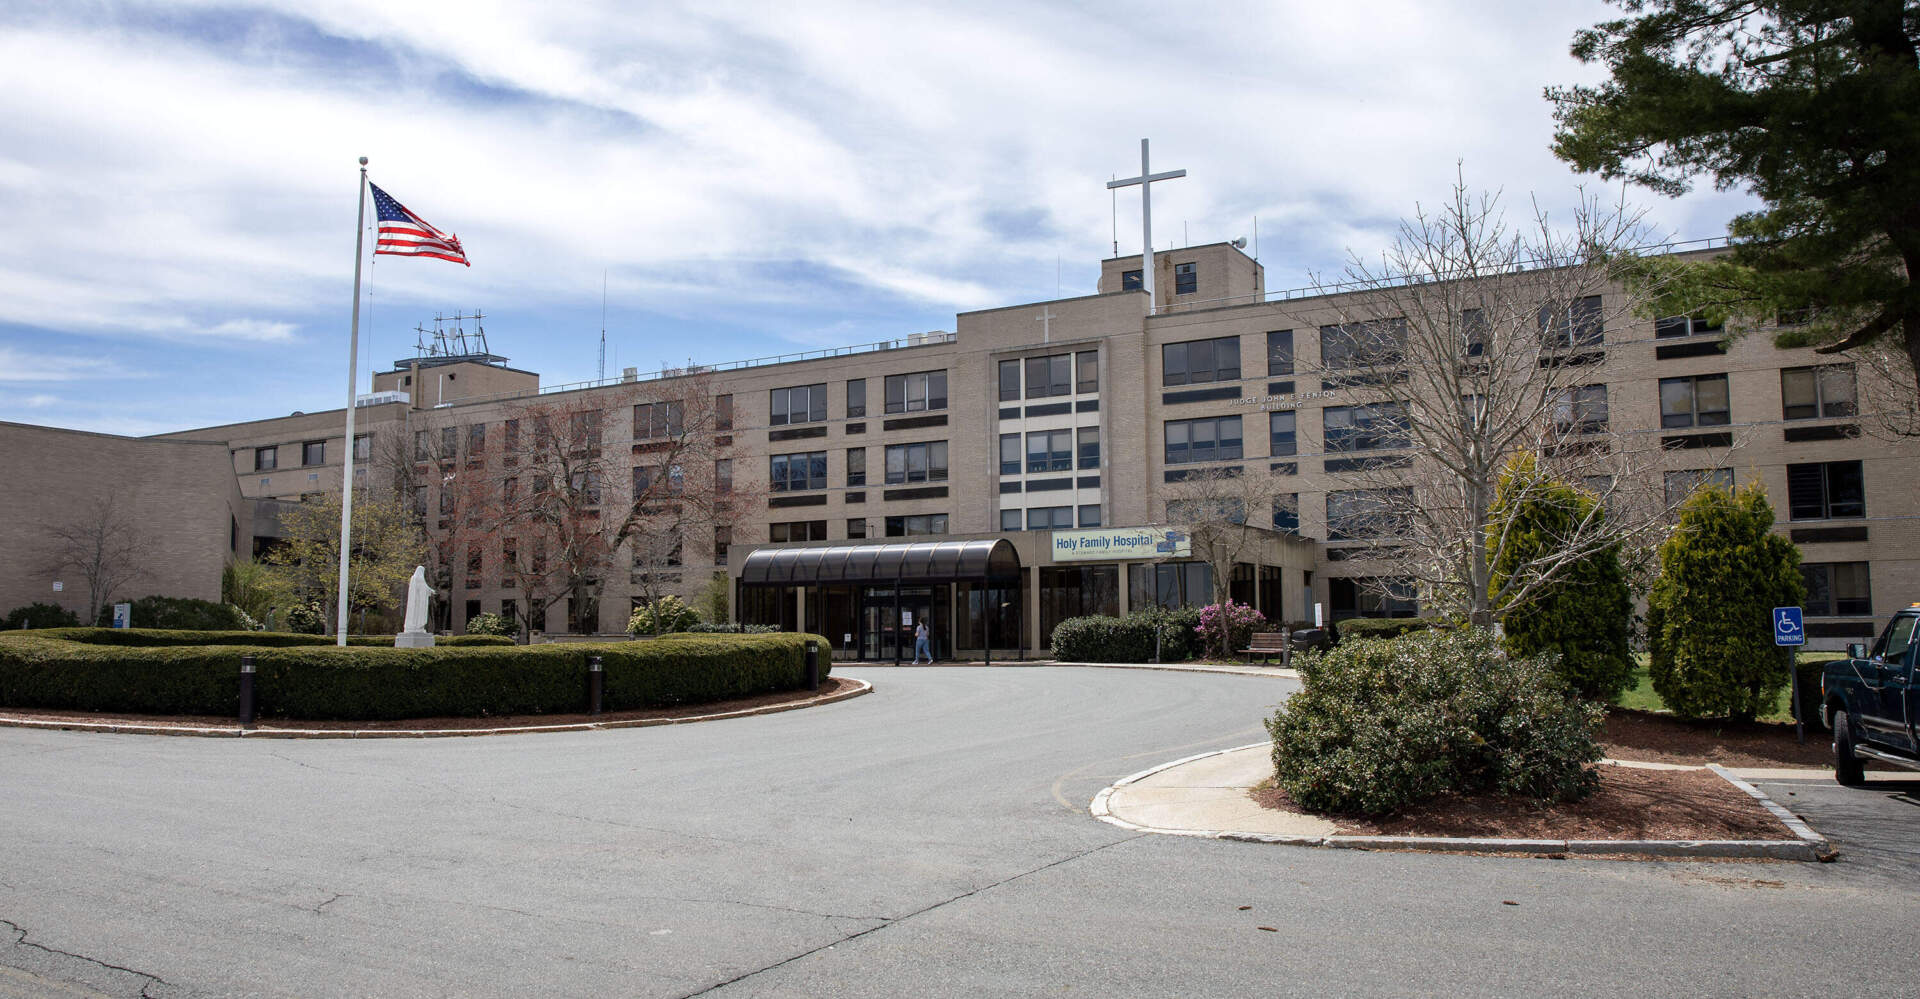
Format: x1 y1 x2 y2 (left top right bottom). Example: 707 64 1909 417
1616 651 1844 723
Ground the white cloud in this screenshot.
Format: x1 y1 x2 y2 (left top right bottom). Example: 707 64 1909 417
0 347 135 383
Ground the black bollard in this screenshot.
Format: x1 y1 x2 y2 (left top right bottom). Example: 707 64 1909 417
805 641 820 692
588 655 604 716
238 653 256 726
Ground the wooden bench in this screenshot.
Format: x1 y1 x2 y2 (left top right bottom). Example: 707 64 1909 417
1242 631 1290 665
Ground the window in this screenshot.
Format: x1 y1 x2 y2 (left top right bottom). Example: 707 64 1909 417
1321 318 1408 371
769 384 827 426
414 430 430 461
411 485 428 517
1664 468 1734 506
1162 336 1241 385
1026 430 1073 473
301 441 325 466
847 518 866 540
439 485 456 515
354 435 371 461
1266 330 1294 376
1540 295 1604 348
1803 562 1871 617
885 370 947 413
1326 488 1412 540
1330 578 1418 619
1076 351 1099 394
1025 353 1073 398
998 360 1022 402
1781 365 1857 420
1078 504 1102 528
1128 562 1213 611
1273 493 1300 533
1174 261 1197 294
768 520 828 543
1269 411 1297 457
503 419 520 455
715 458 733 495
468 424 486 454
1460 309 1489 357
1659 374 1731 428
1788 461 1865 520
1655 313 1722 338
1168 497 1246 525
769 452 828 492
1323 403 1407 452
1121 269 1142 291
885 441 949 484
846 379 866 419
714 394 733 431
713 526 731 566
442 425 461 457
571 470 602 505
846 448 866 487
1872 613 1918 661
632 465 653 497
255 446 277 471
1077 427 1100 469
634 536 682 568
1001 509 1022 531
885 513 949 537
633 401 683 439
999 434 1021 476
1554 384 1610 434
1164 415 1243 464
1026 506 1073 530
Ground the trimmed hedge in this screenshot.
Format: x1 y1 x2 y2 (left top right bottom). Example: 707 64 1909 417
15 628 514 649
1267 628 1602 816
0 631 827 720
1331 617 1436 642
1051 608 1201 662
115 596 252 631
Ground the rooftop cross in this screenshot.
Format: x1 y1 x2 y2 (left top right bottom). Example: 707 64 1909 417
1106 138 1186 311
1037 306 1057 343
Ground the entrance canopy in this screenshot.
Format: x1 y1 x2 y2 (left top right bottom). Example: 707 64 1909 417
740 539 1021 587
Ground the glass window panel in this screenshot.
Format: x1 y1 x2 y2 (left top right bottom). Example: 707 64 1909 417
1694 375 1730 425
1001 509 1022 531
1162 343 1188 386
999 360 1021 401
1078 427 1100 469
1026 356 1050 396
1267 330 1294 375
1078 504 1101 527
928 372 947 410
1188 340 1214 383
1000 433 1020 476
1270 411 1296 456
1077 352 1098 393
847 379 866 418
1826 461 1865 518
1659 378 1695 428
1781 369 1818 420
1050 355 1071 395
1218 337 1239 379
1819 365 1856 417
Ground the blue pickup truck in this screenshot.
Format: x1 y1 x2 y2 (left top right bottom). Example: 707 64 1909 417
1824 607 1920 784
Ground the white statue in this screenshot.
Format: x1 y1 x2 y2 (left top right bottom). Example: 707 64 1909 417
397 565 436 646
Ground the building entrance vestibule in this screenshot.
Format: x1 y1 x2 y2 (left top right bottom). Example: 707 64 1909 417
860 585 948 662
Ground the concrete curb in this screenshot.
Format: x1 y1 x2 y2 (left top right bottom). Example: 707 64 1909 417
1091 743 1834 861
854 661 1299 679
0 678 873 740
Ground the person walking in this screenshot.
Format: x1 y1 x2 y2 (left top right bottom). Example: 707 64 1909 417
912 618 932 664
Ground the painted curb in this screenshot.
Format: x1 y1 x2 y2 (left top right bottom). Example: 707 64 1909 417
1092 743 1832 861
0 677 872 740
855 661 1301 679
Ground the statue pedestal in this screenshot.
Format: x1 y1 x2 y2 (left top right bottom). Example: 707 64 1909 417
394 631 436 648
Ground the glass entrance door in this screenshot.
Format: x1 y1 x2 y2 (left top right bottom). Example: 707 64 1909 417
859 586 946 661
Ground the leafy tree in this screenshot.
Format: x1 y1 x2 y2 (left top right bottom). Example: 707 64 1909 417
1489 454 1635 700
1647 482 1805 722
267 489 427 636
222 558 292 626
1548 1 1920 404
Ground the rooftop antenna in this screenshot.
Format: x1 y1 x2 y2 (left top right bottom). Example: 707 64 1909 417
1110 175 1119 257
597 270 607 383
1254 215 1260 262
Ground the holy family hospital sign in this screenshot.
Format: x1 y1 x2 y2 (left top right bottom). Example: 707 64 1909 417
1050 526 1191 562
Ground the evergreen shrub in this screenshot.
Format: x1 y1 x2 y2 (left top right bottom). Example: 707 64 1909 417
113 596 252 631
629 595 699 635
1051 608 1200 662
0 630 826 720
464 613 516 637
1266 628 1603 816
4 603 80 630
1331 617 1433 642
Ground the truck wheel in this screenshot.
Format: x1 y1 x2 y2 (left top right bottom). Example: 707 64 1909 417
1832 710 1866 786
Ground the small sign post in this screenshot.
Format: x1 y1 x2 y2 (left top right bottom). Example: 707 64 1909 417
112 603 131 629
1774 606 1806 744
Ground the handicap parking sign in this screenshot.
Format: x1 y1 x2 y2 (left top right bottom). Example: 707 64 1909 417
1773 606 1805 646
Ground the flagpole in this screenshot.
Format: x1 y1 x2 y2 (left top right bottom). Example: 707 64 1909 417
335 156 369 646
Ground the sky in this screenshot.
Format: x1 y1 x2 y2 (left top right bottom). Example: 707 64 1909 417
0 0 1761 436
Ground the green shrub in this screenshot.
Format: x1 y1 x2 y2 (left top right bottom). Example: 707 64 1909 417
1051 608 1199 662
1489 457 1635 701
1648 483 1804 722
283 601 326 635
0 630 828 720
683 622 780 634
1331 617 1433 642
10 628 512 649
629 595 699 636
4 603 81 630
1266 628 1603 816
114 596 252 631
465 613 515 637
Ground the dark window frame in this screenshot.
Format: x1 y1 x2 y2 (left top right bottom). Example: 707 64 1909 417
1787 461 1865 521
1659 373 1732 429
768 384 828 427
769 451 829 492
1161 336 1241 386
884 370 948 414
884 441 949 484
1164 415 1245 465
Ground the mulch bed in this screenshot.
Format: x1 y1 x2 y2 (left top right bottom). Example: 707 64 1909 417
0 676 858 732
1252 763 1791 841
1602 707 1836 769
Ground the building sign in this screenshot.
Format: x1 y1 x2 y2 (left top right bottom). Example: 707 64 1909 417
1234 387 1345 411
1051 526 1191 562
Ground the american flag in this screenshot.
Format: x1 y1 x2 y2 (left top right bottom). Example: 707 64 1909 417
370 183 470 266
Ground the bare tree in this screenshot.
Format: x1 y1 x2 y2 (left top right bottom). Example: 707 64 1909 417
41 490 152 624
1308 176 1718 626
1162 466 1288 656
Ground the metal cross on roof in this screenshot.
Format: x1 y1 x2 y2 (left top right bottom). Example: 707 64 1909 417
1107 139 1186 311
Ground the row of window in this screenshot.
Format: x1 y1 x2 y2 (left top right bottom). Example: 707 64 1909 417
998 351 1099 401
255 436 370 471
768 370 952 426
768 516 953 542
1000 505 1102 531
999 428 1099 475
771 442 953 491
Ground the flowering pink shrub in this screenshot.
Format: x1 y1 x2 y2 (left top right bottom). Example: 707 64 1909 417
1195 601 1266 657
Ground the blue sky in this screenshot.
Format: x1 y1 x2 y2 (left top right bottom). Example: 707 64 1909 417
0 1 1758 436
